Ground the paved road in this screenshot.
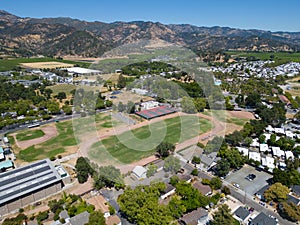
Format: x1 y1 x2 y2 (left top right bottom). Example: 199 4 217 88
196 169 295 225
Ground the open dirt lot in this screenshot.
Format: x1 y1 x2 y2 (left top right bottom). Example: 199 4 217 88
20 61 74 69
228 111 255 119
13 125 58 149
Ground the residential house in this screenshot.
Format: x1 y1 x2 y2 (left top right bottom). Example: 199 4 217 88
285 151 294 160
179 208 209 225
292 185 300 197
69 211 90 225
255 185 270 201
274 127 285 135
132 166 147 180
106 215 122 225
259 144 269 153
249 151 261 162
287 194 300 206
85 195 110 218
161 184 176 200
272 147 285 158
178 174 192 183
236 147 249 157
192 181 212 196
250 138 260 148
261 156 275 170
249 212 278 225
233 206 250 224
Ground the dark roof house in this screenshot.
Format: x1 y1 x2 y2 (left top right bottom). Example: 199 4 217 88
292 185 300 196
234 206 250 221
69 211 90 225
250 212 277 225
192 181 212 196
179 208 208 225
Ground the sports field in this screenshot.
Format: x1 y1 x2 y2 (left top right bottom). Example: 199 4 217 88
16 129 45 141
88 115 212 164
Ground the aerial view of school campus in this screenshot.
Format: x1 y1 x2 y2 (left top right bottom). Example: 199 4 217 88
0 1 300 225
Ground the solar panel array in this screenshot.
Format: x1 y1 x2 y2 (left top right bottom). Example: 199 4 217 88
0 159 61 205
136 106 176 119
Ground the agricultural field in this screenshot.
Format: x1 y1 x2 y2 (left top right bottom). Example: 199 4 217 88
20 61 74 69
88 116 212 164
226 51 300 66
16 129 45 141
0 57 90 71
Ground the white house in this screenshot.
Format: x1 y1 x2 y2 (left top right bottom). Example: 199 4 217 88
285 130 295 138
259 144 269 152
249 152 261 162
272 147 285 158
236 147 249 157
131 88 149 95
274 128 285 135
140 101 159 110
263 133 271 141
286 151 294 160
132 166 147 180
160 184 176 200
266 125 275 133
250 138 260 147
261 156 275 170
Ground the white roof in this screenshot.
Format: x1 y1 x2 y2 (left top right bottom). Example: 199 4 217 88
249 152 261 162
251 138 260 147
263 133 271 141
67 67 101 74
261 156 275 169
259 144 269 152
285 151 294 160
285 131 294 138
272 146 285 157
132 166 147 178
236 147 249 157
274 128 285 134
266 125 274 132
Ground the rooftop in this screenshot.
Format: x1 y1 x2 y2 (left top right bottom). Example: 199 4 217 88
250 212 277 225
0 159 62 205
69 211 90 225
234 206 250 220
180 207 208 225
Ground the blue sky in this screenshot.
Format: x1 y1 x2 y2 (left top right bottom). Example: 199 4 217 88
1 0 299 32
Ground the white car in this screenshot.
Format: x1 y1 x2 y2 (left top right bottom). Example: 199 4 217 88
233 183 240 188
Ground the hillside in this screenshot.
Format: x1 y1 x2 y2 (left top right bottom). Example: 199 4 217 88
0 10 299 58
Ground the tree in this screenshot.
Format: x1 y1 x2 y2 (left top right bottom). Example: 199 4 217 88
218 148 246 169
221 186 231 195
278 202 300 222
215 160 230 177
209 177 222 190
44 88 53 99
264 182 290 202
191 169 198 176
191 156 201 165
117 74 126 88
94 165 124 189
75 157 94 184
156 141 175 158
193 98 206 112
62 105 72 115
168 196 186 219
85 210 106 225
118 183 173 224
147 163 158 178
164 156 181 174
211 204 236 225
56 92 67 101
117 102 126 112
273 168 300 187
181 96 197 114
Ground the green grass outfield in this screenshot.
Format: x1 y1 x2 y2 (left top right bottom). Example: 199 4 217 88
16 129 45 141
16 113 116 162
226 51 300 66
89 115 212 164
0 57 90 71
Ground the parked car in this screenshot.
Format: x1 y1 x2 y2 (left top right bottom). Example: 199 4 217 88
246 173 256 181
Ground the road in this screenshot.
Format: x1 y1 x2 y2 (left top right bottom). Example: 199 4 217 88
195 169 295 225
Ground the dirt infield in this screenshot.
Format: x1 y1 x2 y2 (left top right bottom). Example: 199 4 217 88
20 61 74 69
228 111 255 119
13 125 58 149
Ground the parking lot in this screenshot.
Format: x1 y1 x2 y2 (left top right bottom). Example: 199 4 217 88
225 165 272 196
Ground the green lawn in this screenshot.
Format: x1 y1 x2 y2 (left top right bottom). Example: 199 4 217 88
0 57 90 71
89 116 212 164
17 112 120 162
18 120 77 162
16 129 45 141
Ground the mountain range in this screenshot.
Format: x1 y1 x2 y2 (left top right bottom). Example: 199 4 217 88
0 10 299 58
